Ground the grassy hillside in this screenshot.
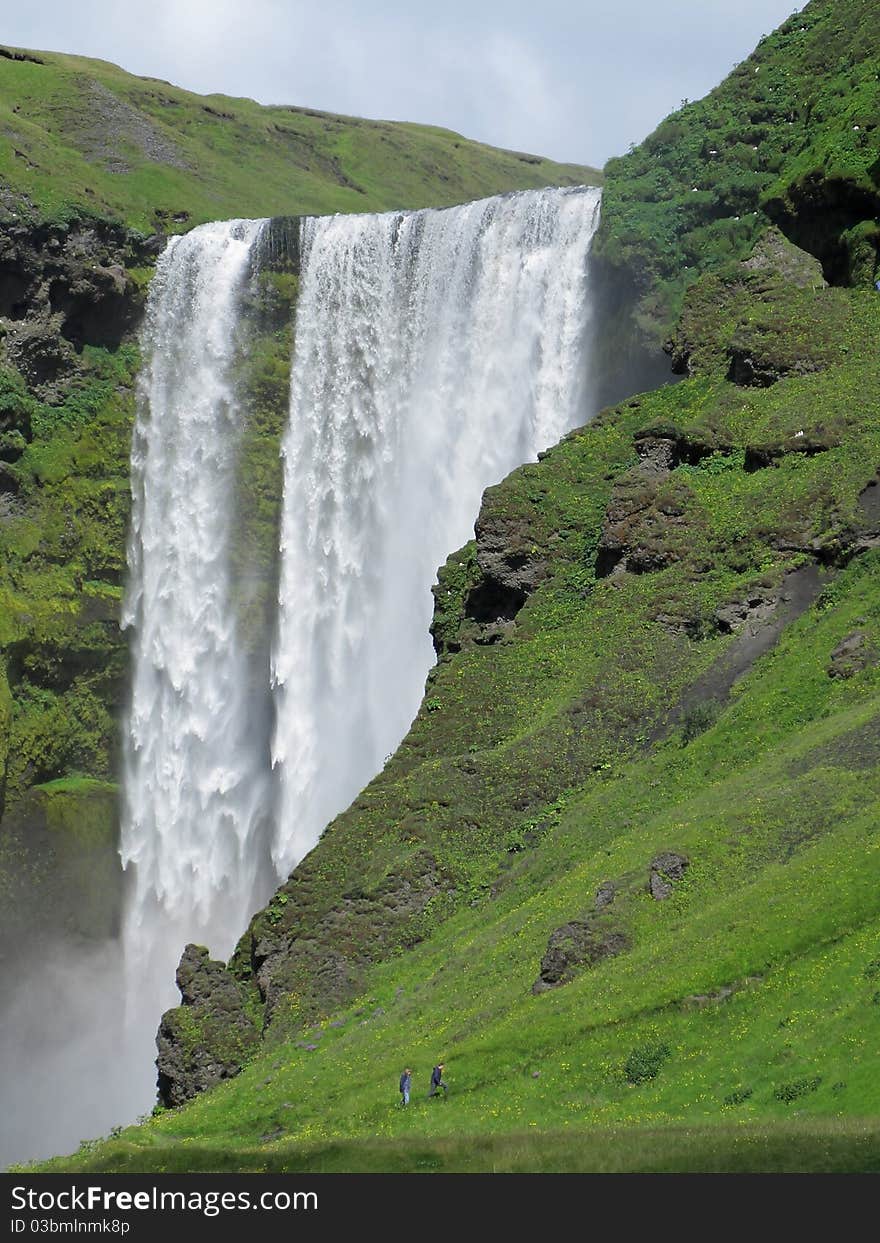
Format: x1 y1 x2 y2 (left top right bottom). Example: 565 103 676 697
36 219 880 1171
591 0 879 373
0 45 597 234
16 0 880 1174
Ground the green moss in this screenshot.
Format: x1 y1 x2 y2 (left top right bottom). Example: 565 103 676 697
0 342 137 804
0 658 12 796
165 1005 260 1070
34 776 117 847
431 540 479 659
228 268 297 653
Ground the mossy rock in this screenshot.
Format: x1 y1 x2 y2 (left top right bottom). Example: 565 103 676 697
0 777 121 952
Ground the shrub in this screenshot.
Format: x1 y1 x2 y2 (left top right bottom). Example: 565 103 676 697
773 1076 822 1102
680 701 720 746
624 1042 670 1084
723 1087 754 1106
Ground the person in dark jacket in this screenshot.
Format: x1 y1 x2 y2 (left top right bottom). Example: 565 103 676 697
428 1062 448 1098
399 1067 412 1106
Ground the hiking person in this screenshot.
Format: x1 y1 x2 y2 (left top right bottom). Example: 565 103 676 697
399 1067 412 1106
429 1062 448 1098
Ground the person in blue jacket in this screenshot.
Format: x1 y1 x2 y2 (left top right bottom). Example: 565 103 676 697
428 1062 448 1099
399 1067 412 1106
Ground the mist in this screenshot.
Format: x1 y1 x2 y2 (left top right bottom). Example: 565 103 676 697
0 942 156 1167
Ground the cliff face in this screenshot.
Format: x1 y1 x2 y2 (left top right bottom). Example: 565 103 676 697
0 214 148 957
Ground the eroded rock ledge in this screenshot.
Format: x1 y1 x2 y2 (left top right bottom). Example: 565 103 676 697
0 216 156 395
157 945 261 1108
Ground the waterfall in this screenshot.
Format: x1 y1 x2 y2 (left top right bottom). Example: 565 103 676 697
271 185 601 872
121 219 274 1015
116 184 600 1114
3 185 601 1165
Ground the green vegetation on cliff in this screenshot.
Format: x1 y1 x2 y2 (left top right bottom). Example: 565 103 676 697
0 339 136 814
14 0 880 1174
42 217 880 1170
593 0 880 351
0 46 597 234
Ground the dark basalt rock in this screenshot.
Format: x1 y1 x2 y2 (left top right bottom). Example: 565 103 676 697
0 461 19 494
431 498 551 658
828 631 877 680
532 918 629 992
741 226 827 290
595 881 616 909
0 215 149 398
156 944 261 1108
632 426 719 471
728 350 787 389
632 434 680 476
48 261 139 349
714 591 780 635
854 479 880 553
465 511 549 626
595 468 694 578
648 851 690 900
765 171 880 287
4 313 76 387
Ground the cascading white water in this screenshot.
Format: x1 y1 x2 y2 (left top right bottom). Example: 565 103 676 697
113 185 599 1122
1 186 601 1166
121 219 273 1015
271 185 601 872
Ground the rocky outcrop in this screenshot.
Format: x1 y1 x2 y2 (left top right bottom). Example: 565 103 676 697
714 590 781 635
828 632 877 680
532 919 629 993
465 509 550 629
648 851 690 900
595 881 616 909
156 945 261 1108
431 490 551 658
741 226 827 290
595 467 695 578
146 846 465 1087
669 229 844 387
766 170 880 287
0 216 154 397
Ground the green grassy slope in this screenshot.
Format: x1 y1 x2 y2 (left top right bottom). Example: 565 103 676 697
37 238 880 1171
0 45 597 233
19 0 880 1175
592 0 880 351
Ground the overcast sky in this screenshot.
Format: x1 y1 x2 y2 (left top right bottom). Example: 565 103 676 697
7 1 801 166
